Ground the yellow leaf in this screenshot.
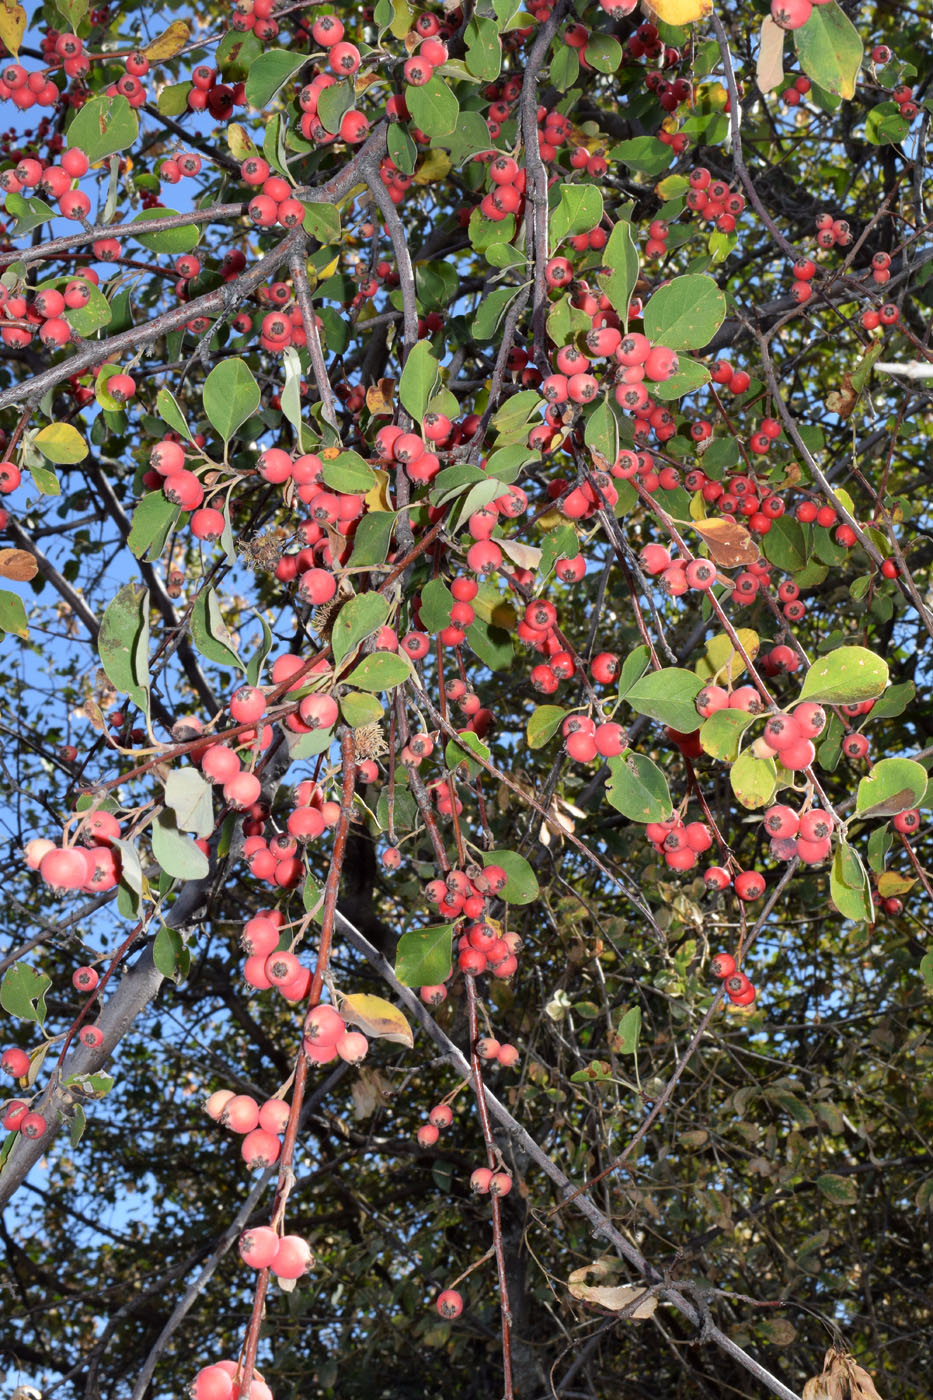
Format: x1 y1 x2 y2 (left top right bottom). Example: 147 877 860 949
364 468 393 513
389 0 414 39
0 0 26 57
34 422 88 464
695 629 760 683
144 20 191 61
689 491 707 522
305 252 339 292
641 0 711 25
340 993 414 1047
365 379 396 416
226 122 258 162
414 149 452 185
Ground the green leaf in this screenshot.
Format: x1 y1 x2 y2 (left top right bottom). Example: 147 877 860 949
34 422 87 464
244 49 307 107
606 751 673 824
643 274 726 351
331 594 390 664
445 730 490 779
301 201 341 243
608 136 673 176
151 809 209 880
445 109 497 164
399 340 440 423
830 841 874 922
61 278 112 336
865 100 910 145
289 726 336 760
699 709 756 762
128 492 179 563
616 645 651 698
869 679 915 720
387 121 417 175
527 704 566 749
69 1104 87 1148
158 82 192 117
617 1005 641 1055
584 31 623 72
921 951 933 992
465 617 512 670
348 511 397 568
342 651 411 692
485 850 538 904
5 191 55 236
651 355 711 401
464 15 502 80
394 924 454 987
98 583 149 713
164 767 214 839
0 590 28 638
549 43 579 92
473 286 521 341
625 667 704 733
798 646 888 705
28 464 60 496
156 387 192 440
730 750 777 809
815 1171 858 1204
191 587 245 673
763 516 807 574
405 76 459 137
0 963 50 1024
317 81 354 134
340 691 385 726
202 358 260 442
68 94 138 161
794 0 862 100
549 184 604 245
131 208 199 255
321 451 377 494
153 925 188 982
419 578 455 633
855 758 928 819
596 216 638 331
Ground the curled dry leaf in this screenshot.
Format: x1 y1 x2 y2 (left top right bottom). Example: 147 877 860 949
567 1259 658 1319
691 517 760 567
0 548 37 582
340 992 414 1047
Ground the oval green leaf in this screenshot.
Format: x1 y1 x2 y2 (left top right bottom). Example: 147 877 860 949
798 646 888 705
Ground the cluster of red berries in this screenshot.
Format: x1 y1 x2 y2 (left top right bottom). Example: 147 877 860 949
860 301 899 333
686 169 747 235
763 803 834 864
25 813 124 895
710 952 757 1006
302 1002 369 1066
644 815 713 872
238 1227 313 1278
185 65 248 121
203 1088 291 1170
890 81 919 123
191 1359 275 1400
229 0 282 39
782 74 812 107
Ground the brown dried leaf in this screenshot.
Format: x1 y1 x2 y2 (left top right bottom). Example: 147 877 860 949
692 517 760 567
826 374 857 419
0 548 37 581
757 15 786 93
567 1262 657 1319
351 1066 391 1120
850 1365 884 1400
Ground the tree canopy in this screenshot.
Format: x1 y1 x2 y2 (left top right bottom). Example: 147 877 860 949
0 1 931 1398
